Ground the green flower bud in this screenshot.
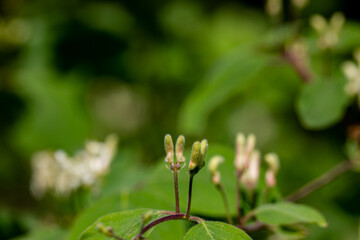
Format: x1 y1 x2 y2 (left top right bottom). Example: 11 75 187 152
208 155 224 174
96 222 114 237
175 135 185 164
164 134 174 164
188 139 208 175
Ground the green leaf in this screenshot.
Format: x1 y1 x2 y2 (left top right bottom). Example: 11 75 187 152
184 221 252 240
254 202 327 227
178 46 268 135
79 209 157 240
296 79 349 129
78 208 185 240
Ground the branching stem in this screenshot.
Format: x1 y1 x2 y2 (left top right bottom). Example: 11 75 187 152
285 160 355 201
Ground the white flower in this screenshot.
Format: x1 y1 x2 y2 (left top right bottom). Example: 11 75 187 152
30 134 118 198
343 50 360 107
310 12 345 50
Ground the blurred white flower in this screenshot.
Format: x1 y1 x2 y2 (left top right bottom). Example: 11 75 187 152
342 50 360 107
30 134 118 198
310 12 345 50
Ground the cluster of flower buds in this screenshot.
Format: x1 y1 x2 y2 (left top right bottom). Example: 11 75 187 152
208 155 224 186
342 49 360 107
234 133 260 191
188 139 208 176
310 12 345 50
234 133 256 173
30 134 118 198
164 134 186 171
265 153 280 188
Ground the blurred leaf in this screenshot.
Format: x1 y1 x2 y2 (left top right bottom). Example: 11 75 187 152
296 78 349 129
255 202 327 227
184 221 252 240
179 46 269 135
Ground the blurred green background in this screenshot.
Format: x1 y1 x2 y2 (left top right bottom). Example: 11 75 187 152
1 0 360 239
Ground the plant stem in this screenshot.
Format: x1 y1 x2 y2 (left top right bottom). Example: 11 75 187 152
186 175 194 218
282 48 312 83
235 170 242 225
285 160 355 202
217 184 233 224
173 168 180 213
137 213 202 238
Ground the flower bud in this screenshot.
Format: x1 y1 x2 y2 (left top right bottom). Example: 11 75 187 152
241 150 260 190
208 155 224 185
208 155 224 174
265 152 280 188
188 140 207 175
245 134 256 156
96 222 114 237
265 153 279 173
175 135 185 164
164 134 174 164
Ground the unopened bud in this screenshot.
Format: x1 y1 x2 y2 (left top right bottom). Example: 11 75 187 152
245 134 256 156
265 153 280 188
142 210 154 224
164 134 174 164
188 140 208 175
266 170 276 187
208 155 224 186
265 153 280 173
208 155 224 174
96 222 114 237
241 150 260 190
236 133 245 153
175 135 185 164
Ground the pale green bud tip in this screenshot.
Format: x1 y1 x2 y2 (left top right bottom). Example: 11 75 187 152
164 134 174 163
96 222 113 237
265 152 280 173
200 139 208 157
142 210 154 223
175 135 185 163
208 155 224 174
